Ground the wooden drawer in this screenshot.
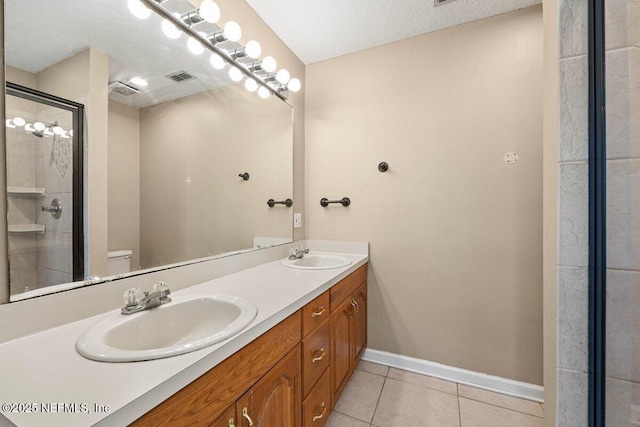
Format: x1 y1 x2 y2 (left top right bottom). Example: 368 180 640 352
302 321 330 397
302 291 330 337
303 369 331 427
330 264 367 311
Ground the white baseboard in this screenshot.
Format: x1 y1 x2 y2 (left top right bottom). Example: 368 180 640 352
362 348 544 403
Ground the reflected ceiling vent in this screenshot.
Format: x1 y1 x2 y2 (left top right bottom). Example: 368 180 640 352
434 0 458 5
108 81 140 96
165 70 196 83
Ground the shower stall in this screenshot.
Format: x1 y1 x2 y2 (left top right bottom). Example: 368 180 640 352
5 83 83 297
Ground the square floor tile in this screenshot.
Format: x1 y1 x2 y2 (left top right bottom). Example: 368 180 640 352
326 411 370 427
357 360 389 377
387 368 458 395
372 377 460 427
459 397 543 427
334 370 385 423
458 385 544 417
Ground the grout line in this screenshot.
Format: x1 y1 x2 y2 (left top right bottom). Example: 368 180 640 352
370 376 387 425
457 385 463 427
458 396 544 419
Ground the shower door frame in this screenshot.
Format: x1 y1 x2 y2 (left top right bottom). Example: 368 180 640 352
587 0 606 425
5 82 85 282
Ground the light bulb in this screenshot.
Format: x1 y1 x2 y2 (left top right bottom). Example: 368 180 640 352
33 122 45 131
288 78 301 93
209 53 225 70
5 119 15 129
24 123 35 132
245 78 258 92
130 77 148 87
258 86 270 99
44 128 54 137
12 117 26 127
198 0 220 23
69 129 74 137
53 126 64 135
127 0 151 19
261 56 277 73
187 33 205 55
161 19 181 39
244 40 261 59
276 69 290 84
229 67 244 82
223 21 242 42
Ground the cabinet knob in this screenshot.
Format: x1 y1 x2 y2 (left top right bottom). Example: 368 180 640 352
242 407 254 426
311 348 326 363
312 402 327 422
311 306 326 318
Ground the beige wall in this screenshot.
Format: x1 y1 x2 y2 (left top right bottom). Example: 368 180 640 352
108 101 141 271
139 85 292 268
37 49 110 277
0 3 8 304
306 7 544 384
542 0 558 423
191 0 306 241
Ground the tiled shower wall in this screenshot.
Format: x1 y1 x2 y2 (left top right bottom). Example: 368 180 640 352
556 0 640 425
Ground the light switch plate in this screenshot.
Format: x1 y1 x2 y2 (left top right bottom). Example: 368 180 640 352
293 213 302 228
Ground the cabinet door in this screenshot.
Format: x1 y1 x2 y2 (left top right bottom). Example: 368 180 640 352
351 283 367 365
211 405 237 427
237 345 301 427
330 296 354 407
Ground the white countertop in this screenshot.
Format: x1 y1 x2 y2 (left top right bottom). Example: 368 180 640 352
0 249 368 427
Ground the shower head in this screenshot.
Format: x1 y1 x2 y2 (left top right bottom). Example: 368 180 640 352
32 131 44 138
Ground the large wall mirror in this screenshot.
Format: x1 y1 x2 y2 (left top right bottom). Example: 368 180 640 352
4 0 294 302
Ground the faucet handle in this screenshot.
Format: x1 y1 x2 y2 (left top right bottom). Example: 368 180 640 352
153 281 170 294
123 288 143 306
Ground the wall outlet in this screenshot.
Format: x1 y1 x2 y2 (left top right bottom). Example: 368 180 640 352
293 213 302 228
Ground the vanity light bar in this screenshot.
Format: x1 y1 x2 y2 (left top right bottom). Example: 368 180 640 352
138 0 301 100
5 118 71 138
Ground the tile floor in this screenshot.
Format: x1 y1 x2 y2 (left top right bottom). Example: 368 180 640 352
326 361 544 427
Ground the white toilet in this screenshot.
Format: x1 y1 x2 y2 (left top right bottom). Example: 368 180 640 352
107 250 132 275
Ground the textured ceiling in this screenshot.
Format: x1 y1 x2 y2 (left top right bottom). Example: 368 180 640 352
245 0 542 64
5 0 238 108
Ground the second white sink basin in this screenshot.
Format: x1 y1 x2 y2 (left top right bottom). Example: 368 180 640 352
76 295 257 362
281 253 352 270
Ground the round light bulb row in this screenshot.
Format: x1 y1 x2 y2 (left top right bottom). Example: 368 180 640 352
5 117 72 138
128 0 301 99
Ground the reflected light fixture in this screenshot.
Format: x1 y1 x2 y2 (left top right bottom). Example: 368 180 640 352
229 67 244 82
161 18 181 39
210 53 225 70
12 117 26 127
33 122 46 132
130 77 148 87
138 0 301 99
128 0 151 19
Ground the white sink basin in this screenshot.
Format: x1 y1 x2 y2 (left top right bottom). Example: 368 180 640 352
281 253 352 270
76 295 257 362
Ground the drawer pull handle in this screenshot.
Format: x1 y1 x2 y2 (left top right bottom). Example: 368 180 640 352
350 300 357 318
242 407 254 426
311 306 326 318
311 348 326 363
228 418 236 427
312 402 327 422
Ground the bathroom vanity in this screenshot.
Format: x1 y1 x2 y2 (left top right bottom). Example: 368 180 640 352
132 263 367 426
0 243 368 427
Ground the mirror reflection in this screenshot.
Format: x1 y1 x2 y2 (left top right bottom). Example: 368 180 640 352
4 0 294 301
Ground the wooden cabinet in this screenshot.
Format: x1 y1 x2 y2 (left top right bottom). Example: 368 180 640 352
330 266 368 406
236 345 301 427
133 263 367 427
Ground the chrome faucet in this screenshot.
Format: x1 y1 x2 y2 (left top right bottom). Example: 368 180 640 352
121 282 171 315
288 247 310 260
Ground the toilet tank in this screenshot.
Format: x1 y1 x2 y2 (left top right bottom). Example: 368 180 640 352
107 250 132 275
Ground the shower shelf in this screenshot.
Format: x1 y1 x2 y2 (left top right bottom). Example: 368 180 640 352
8 224 45 234
7 187 46 197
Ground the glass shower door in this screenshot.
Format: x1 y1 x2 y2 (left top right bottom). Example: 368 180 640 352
5 84 84 299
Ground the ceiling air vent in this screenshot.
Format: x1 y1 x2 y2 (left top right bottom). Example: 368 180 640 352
108 81 140 96
434 0 457 5
165 70 196 83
